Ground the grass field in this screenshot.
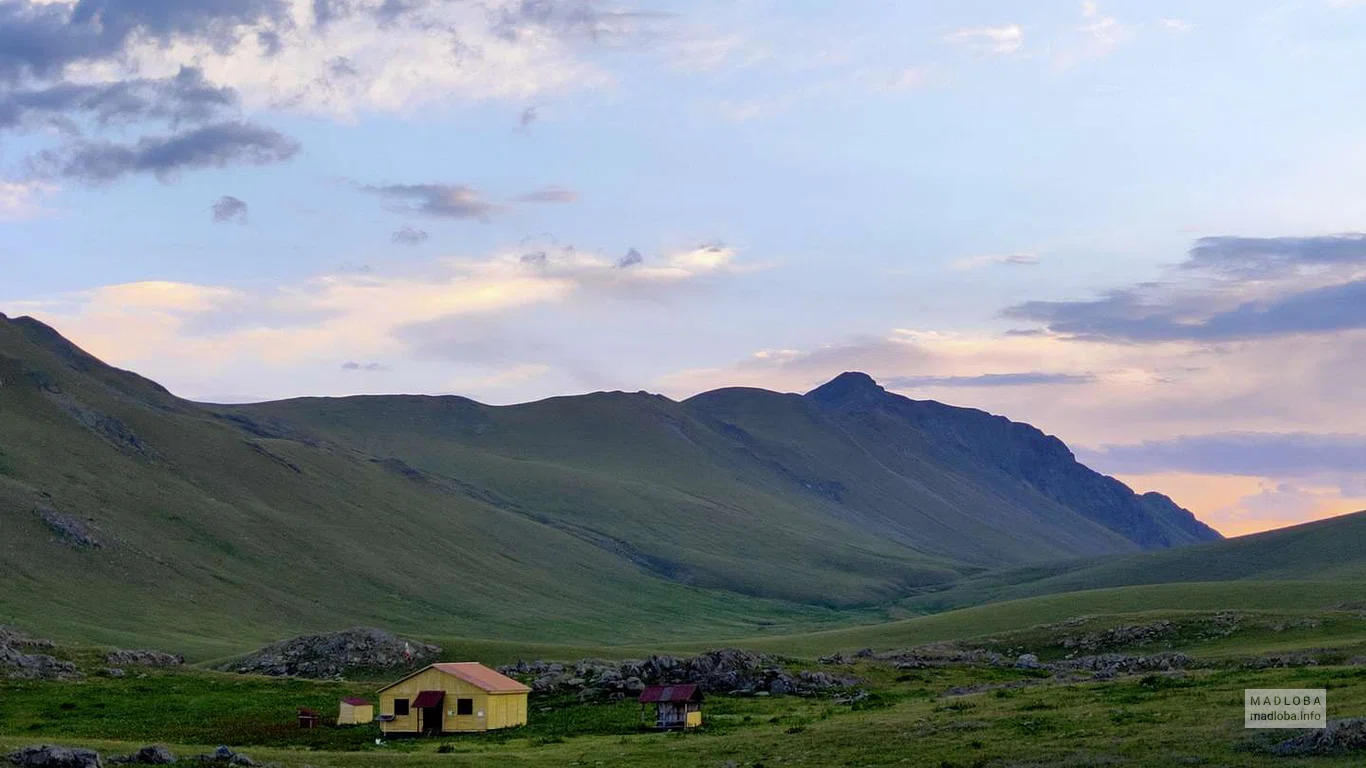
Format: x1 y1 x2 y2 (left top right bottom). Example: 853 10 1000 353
5 658 1366 767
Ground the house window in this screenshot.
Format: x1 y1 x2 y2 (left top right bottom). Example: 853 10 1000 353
393 698 410 716
457 698 474 716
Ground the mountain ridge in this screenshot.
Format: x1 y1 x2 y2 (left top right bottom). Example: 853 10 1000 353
0 313 1219 653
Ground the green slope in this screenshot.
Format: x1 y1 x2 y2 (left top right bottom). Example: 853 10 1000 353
0 312 1224 656
890 509 1366 614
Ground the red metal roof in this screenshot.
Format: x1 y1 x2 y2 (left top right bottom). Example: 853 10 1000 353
431 662 531 694
638 684 702 703
342 697 370 706
412 690 445 707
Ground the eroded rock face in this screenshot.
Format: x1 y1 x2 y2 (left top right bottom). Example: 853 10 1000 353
217 628 439 679
109 745 175 765
6 745 103 768
500 649 856 699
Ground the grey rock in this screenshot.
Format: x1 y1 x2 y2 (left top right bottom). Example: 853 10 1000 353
216 628 439 679
105 650 183 668
1014 653 1042 670
1273 718 1366 756
7 745 103 767
102 668 126 678
109 745 174 765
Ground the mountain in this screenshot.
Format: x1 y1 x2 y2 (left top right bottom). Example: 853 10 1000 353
0 313 1217 655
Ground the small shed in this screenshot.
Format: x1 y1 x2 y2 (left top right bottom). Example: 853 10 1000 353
639 684 703 730
377 662 530 735
338 696 374 725
297 707 320 729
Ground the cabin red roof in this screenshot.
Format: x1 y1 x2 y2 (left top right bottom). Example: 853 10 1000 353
342 697 369 706
638 684 703 703
431 662 531 694
412 690 445 707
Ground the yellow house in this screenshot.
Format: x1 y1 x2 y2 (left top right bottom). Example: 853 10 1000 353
337 697 374 725
377 662 530 735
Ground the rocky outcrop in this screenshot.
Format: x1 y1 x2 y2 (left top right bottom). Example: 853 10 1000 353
1273 719 1366 756
104 650 183 668
1 628 78 681
108 746 175 765
217 628 439 678
6 745 102 768
499 649 856 699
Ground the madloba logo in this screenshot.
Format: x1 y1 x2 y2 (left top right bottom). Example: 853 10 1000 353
1245 689 1327 729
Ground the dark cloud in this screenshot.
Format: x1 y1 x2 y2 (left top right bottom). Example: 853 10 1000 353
1186 234 1366 278
211 195 247 223
886 372 1095 389
341 361 389 372
490 1 670 43
0 66 236 132
1079 432 1366 477
30 120 300 182
0 0 285 84
391 225 429 246
617 248 643 268
520 251 548 265
512 185 577 204
1005 233 1366 343
363 183 499 220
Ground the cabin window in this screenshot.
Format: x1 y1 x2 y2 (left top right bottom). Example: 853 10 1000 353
457 698 474 716
393 698 410 716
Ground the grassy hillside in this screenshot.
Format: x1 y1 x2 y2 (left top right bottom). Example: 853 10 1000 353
888 510 1366 615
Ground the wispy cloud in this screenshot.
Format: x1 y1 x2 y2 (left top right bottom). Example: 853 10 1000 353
0 180 57 220
363 183 500 220
945 24 1024 55
953 252 1040 270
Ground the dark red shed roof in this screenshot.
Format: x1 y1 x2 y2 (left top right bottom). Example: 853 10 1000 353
638 684 703 703
412 690 445 707
342 697 370 706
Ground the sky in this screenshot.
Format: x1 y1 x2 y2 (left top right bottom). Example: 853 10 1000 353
2 0 1365 536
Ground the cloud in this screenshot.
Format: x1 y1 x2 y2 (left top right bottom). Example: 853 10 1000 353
0 66 236 131
341 360 388 371
512 185 578 204
1005 233 1366 342
887 372 1095 389
28 121 300 182
363 183 499 220
391 225 429 246
0 179 58 220
211 195 248 224
1052 1 1130 68
1161 18 1194 32
945 24 1024 55
0 0 286 84
617 248 643 268
953 252 1039 270
1081 432 1366 478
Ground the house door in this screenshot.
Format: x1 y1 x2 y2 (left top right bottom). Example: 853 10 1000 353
421 705 443 735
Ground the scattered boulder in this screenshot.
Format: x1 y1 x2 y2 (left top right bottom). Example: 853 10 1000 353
500 649 855 699
1053 652 1193 678
189 746 256 766
109 746 174 765
1272 718 1366 756
101 668 126 678
1059 620 1176 653
1 629 79 681
216 628 439 679
6 745 102 768
104 650 183 668
1014 653 1042 670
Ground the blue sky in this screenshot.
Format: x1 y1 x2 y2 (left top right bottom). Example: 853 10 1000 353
3 0 1366 534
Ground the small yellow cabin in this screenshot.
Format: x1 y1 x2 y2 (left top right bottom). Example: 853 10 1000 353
376 662 530 735
337 697 373 725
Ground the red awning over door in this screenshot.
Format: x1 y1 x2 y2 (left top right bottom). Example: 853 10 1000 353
412 690 445 707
